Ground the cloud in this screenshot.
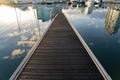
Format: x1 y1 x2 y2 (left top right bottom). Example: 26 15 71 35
6 29 31 38
62 8 80 15
22 29 30 34
3 56 9 59
21 35 28 41
31 31 34 34
34 28 38 31
6 31 19 37
17 41 35 47
2 49 26 60
30 35 38 41
11 49 25 56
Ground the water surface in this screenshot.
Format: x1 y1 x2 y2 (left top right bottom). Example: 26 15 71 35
0 3 120 80
63 4 120 80
0 4 58 80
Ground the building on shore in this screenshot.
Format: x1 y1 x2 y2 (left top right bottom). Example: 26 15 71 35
84 4 93 15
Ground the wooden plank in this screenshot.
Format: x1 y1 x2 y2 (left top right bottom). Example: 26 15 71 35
17 13 104 80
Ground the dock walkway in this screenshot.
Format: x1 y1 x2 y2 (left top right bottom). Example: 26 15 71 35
12 13 107 80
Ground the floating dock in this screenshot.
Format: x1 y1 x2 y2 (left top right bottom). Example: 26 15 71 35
10 13 111 80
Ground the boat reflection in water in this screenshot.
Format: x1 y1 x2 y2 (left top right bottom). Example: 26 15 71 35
76 3 94 15
84 4 94 15
33 4 62 22
105 7 120 35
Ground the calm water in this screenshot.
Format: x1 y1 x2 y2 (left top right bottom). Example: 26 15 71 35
0 4 60 80
0 3 120 80
63 4 120 80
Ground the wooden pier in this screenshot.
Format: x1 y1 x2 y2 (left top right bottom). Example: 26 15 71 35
10 13 111 80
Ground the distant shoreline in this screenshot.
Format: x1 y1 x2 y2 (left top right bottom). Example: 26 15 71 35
0 1 120 6
0 2 66 5
103 2 120 4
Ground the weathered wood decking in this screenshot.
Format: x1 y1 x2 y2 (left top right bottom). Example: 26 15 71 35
16 13 105 80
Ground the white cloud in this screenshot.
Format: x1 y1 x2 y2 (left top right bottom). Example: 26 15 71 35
6 31 19 37
17 41 35 47
22 29 30 33
31 31 34 34
3 56 9 59
35 32 40 35
21 35 28 41
11 49 25 56
34 28 38 31
6 28 31 38
30 35 38 41
2 49 26 60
